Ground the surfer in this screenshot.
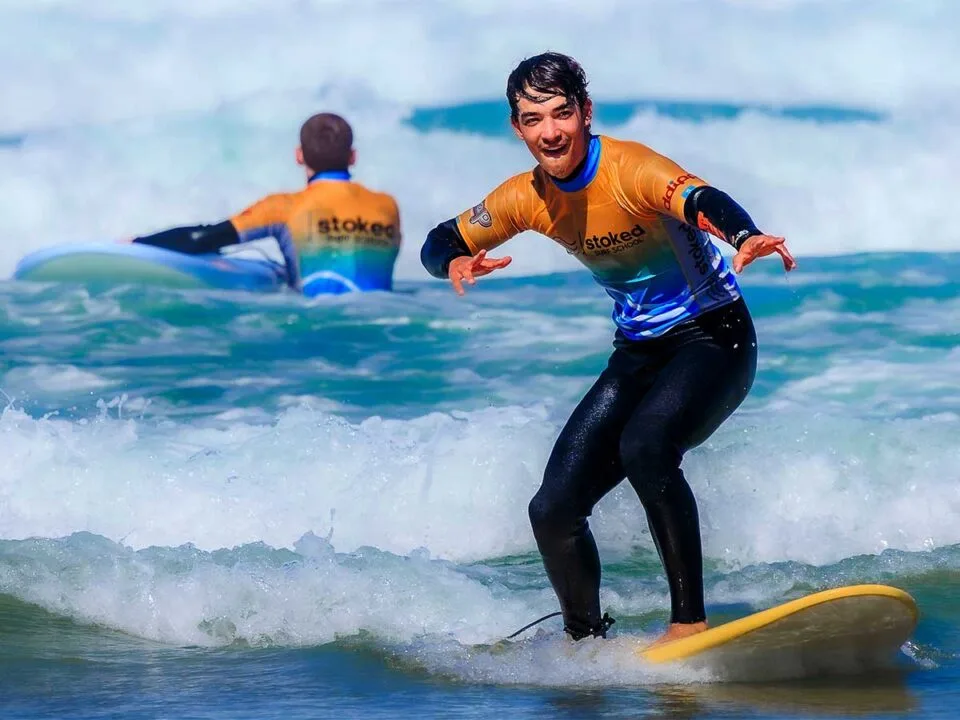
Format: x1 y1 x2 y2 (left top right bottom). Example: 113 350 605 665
130 113 402 295
420 53 796 647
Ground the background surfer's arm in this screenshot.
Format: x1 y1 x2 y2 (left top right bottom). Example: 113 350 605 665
421 218 471 279
132 221 239 254
682 187 762 251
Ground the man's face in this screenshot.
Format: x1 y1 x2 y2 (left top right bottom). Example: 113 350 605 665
511 91 592 179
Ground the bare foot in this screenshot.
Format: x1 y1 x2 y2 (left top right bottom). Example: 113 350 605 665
645 621 709 650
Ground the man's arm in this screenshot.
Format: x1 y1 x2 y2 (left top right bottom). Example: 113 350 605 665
628 150 795 272
420 173 534 291
420 186 530 293
133 192 292 256
231 194 300 289
133 221 239 254
626 151 760 249
679 184 795 272
421 218 471 279
682 186 761 251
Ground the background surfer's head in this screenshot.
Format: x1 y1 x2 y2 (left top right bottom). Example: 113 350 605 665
297 113 355 175
506 52 593 180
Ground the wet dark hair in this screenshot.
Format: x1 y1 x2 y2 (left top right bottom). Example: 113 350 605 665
299 113 353 172
506 52 590 121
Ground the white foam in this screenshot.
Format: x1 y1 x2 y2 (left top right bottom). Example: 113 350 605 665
0 530 703 684
0 404 554 558
2 364 114 393
0 393 956 568
690 409 960 567
0 532 539 647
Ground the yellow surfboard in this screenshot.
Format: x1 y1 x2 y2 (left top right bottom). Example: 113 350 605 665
638 584 918 681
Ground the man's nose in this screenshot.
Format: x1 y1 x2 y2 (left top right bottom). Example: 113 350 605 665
541 118 562 142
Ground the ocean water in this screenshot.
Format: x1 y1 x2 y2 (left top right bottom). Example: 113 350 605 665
2 0 960 718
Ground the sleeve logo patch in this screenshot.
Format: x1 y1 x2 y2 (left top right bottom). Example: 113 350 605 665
469 201 493 228
661 173 699 211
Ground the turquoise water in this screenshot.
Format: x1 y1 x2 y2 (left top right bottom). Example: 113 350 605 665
2 252 959 717
407 99 885 137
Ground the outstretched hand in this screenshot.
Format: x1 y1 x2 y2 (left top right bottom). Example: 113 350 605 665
448 249 512 295
733 234 797 274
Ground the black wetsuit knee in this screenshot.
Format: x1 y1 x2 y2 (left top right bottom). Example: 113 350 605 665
619 429 682 505
527 491 580 546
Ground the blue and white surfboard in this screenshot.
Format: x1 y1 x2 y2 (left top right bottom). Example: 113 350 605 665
12 243 287 293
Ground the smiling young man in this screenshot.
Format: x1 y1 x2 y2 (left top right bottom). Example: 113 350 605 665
421 53 796 647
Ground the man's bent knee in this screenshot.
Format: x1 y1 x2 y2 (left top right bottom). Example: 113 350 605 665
528 492 584 543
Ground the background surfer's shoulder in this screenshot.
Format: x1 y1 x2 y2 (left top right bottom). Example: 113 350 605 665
231 192 297 229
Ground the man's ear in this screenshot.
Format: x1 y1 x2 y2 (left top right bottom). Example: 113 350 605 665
582 99 594 129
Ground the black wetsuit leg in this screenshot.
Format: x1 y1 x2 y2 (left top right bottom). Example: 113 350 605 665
528 363 637 639
528 298 757 636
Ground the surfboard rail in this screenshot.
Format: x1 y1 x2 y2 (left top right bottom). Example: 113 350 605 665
639 584 918 664
12 242 287 293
